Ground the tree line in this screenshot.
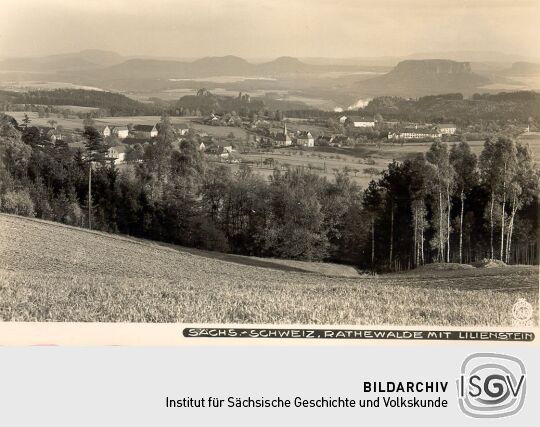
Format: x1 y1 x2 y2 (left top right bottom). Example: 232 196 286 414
0 89 156 116
0 113 538 271
363 91 540 126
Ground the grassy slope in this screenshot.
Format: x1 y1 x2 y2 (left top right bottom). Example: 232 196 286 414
0 214 537 325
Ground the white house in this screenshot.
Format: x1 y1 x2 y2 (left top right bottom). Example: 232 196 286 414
110 126 129 139
107 145 128 165
296 131 314 147
338 115 348 124
205 141 233 156
100 125 111 138
438 123 457 135
215 142 233 154
175 123 190 136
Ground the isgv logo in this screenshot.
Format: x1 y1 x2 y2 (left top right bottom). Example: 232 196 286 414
457 353 526 418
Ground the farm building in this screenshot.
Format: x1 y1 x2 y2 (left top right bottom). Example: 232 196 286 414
109 126 129 139
437 123 457 135
174 123 190 136
316 135 332 146
205 141 233 155
107 144 128 165
133 124 158 138
204 114 222 125
388 127 442 140
347 116 375 128
296 131 314 147
330 135 351 147
38 126 63 143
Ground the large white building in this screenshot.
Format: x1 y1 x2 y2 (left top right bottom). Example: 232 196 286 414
388 127 442 140
437 124 457 135
348 116 375 128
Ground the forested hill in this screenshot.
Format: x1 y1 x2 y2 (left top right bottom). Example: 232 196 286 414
362 91 540 125
175 89 264 115
0 89 153 116
0 88 266 116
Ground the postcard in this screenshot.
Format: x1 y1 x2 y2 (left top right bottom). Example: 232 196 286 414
0 0 539 424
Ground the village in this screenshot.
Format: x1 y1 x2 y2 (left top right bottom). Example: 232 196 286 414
16 104 534 191
19 107 525 156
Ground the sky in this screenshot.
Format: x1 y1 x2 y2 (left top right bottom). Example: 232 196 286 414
1 0 539 60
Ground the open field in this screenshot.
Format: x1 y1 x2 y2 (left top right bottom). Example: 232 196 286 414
518 132 540 164
239 149 384 187
0 214 537 325
4 112 250 139
6 111 89 130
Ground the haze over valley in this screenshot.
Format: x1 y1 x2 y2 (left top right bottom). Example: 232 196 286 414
1 49 540 111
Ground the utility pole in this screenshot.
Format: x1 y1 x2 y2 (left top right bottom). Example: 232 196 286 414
88 162 92 230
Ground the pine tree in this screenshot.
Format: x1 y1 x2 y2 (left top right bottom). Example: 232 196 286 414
83 126 107 229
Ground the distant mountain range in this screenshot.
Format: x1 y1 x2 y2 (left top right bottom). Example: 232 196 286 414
0 50 354 77
5 48 537 76
0 49 124 71
89 55 351 80
1 49 539 104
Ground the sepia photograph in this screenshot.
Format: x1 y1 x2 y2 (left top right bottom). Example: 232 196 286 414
0 0 538 328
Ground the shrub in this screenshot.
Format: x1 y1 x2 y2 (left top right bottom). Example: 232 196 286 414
1 189 36 217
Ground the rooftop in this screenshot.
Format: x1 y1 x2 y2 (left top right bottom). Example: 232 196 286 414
133 124 157 132
348 116 374 122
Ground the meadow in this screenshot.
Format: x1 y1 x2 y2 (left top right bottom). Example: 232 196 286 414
240 132 540 186
5 112 250 140
0 214 537 326
7 111 94 130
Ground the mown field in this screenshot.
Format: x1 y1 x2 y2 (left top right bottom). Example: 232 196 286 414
0 214 537 326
